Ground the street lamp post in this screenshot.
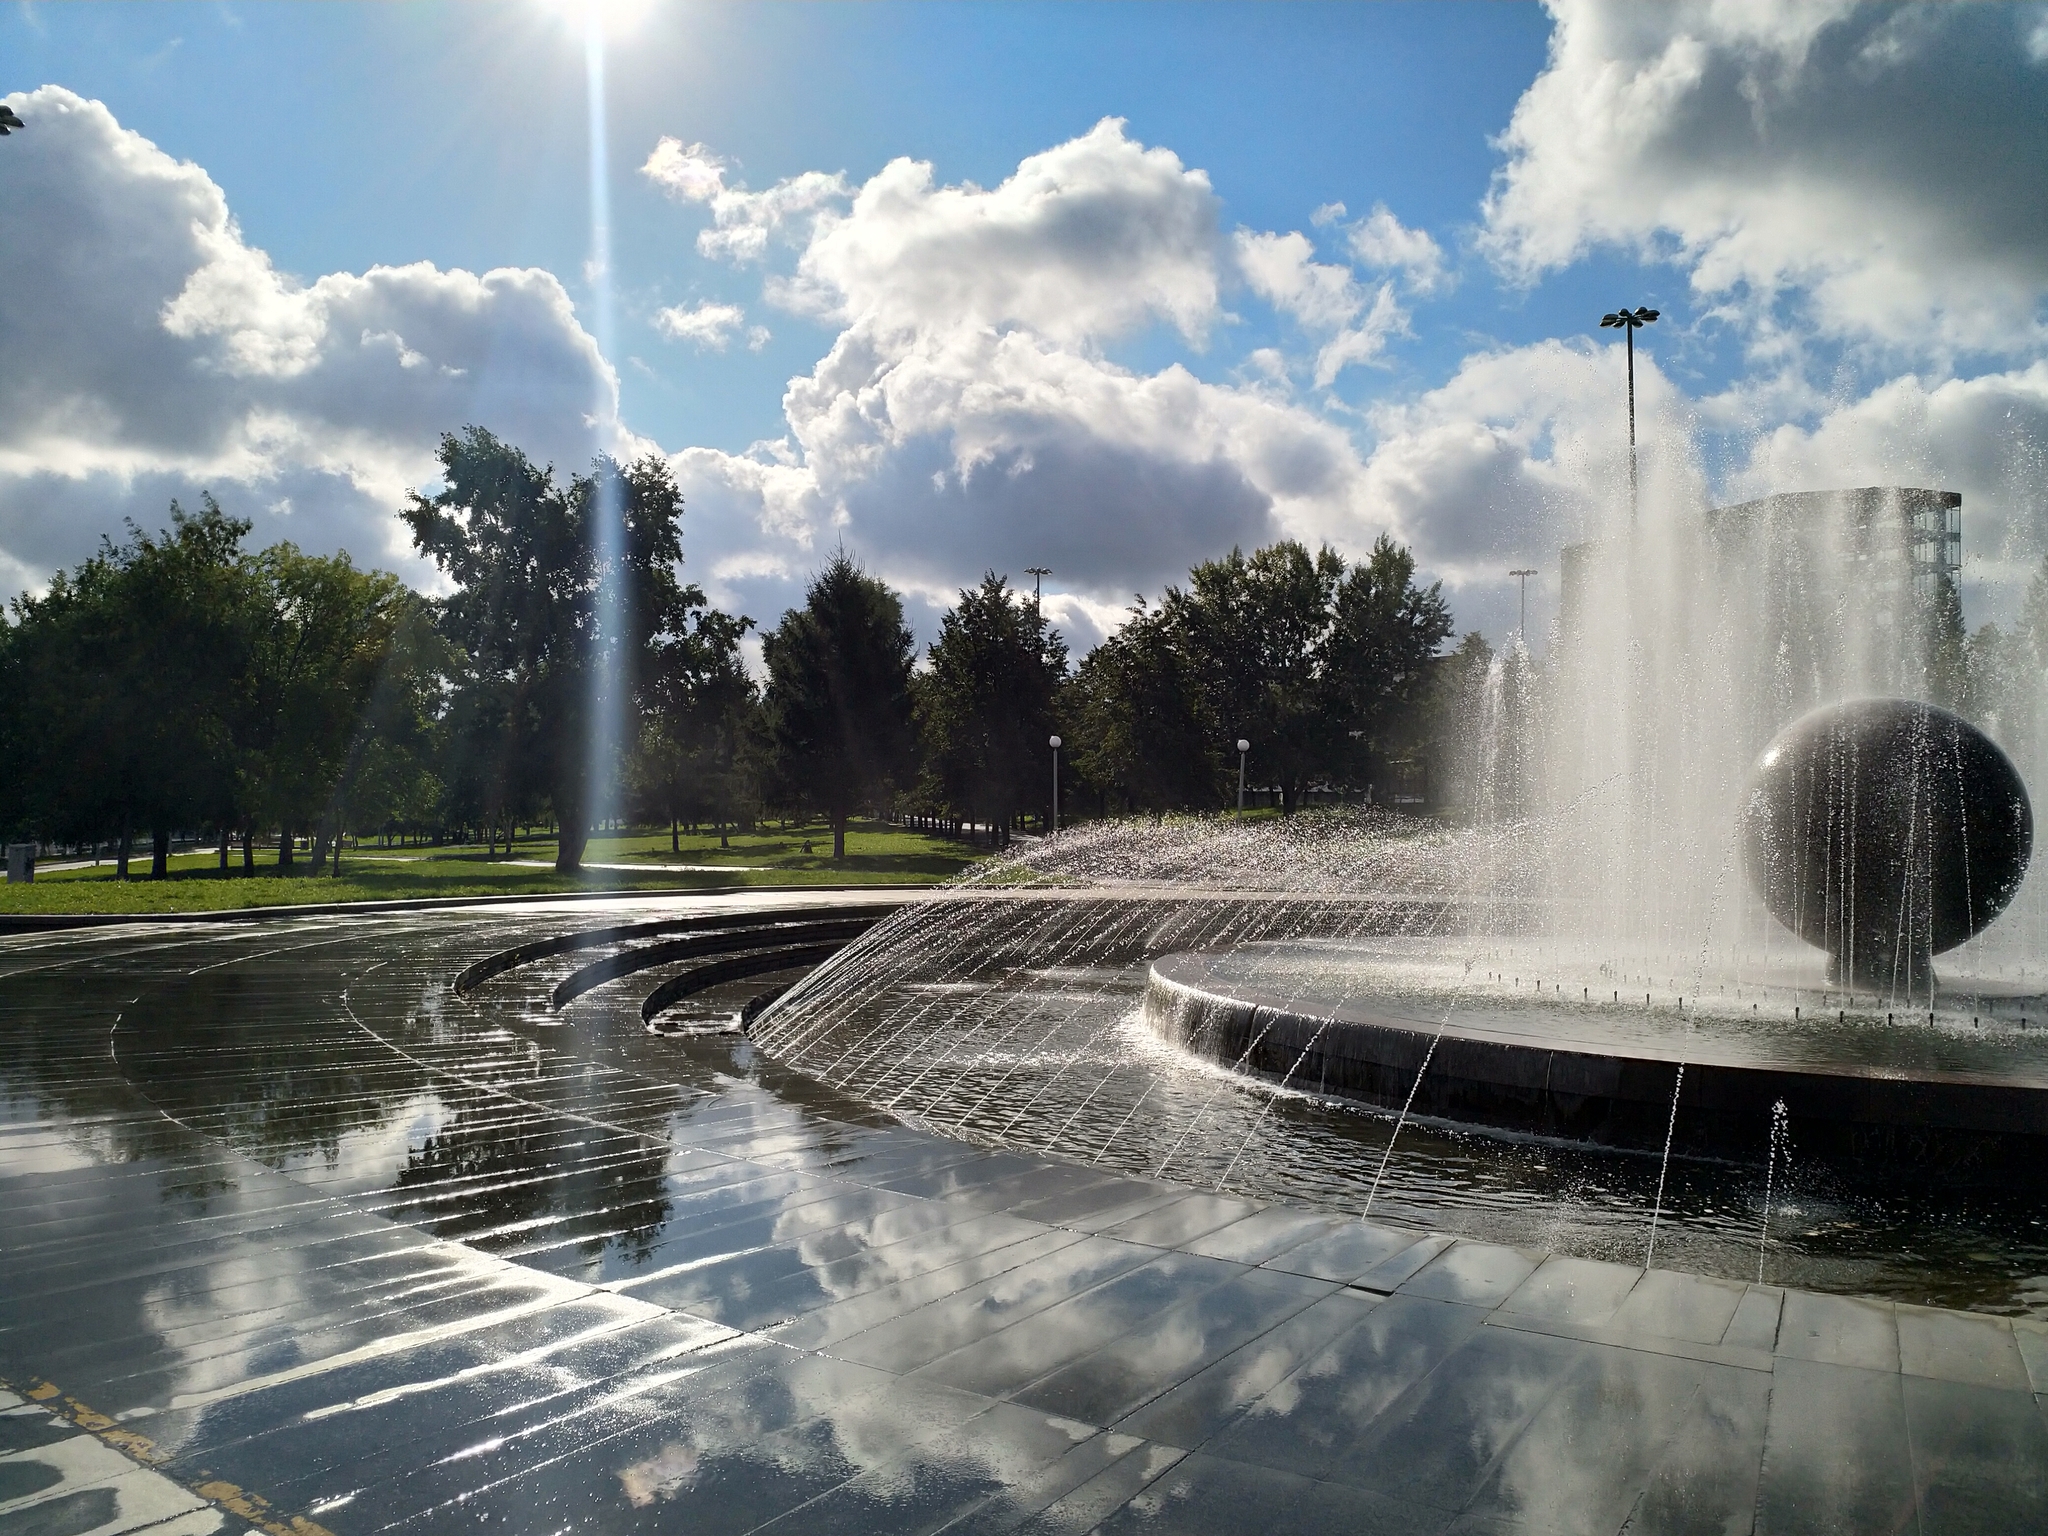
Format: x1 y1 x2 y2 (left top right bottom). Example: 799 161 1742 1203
1598 306 1659 520
1236 738 1251 812
1025 567 1051 612
1048 735 1062 833
1509 568 1536 641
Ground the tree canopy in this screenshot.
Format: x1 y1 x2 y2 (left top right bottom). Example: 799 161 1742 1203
760 552 916 861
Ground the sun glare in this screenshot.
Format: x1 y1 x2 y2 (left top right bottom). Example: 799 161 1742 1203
539 0 655 40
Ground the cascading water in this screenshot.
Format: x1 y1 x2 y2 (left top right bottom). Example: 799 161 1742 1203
748 479 2044 1310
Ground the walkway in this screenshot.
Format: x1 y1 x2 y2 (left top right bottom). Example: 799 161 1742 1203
1 895 2043 1534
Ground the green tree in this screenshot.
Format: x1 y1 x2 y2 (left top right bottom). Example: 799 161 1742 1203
2 498 254 875
916 573 1069 840
633 608 759 850
1325 534 1457 777
402 427 699 870
1164 541 1346 814
241 546 414 872
761 553 916 861
1065 598 1220 815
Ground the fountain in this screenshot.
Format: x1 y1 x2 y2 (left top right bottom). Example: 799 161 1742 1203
749 484 2048 1298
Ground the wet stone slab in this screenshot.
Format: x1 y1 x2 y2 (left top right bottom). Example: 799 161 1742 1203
1 898 2046 1533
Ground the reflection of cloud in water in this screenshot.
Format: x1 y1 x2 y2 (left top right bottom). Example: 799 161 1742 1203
620 1440 699 1504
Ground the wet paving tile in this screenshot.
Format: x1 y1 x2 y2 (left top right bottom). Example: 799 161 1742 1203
1896 1304 2030 1390
1093 1449 1437 1535
1902 1374 2048 1533
1497 1255 1643 1326
1260 1220 1419 1283
1396 1240 1542 1308
914 1251 1248 1400
1609 1269 1748 1345
832 1237 1161 1375
1112 1288 1380 1449
1754 1358 1915 1535
1199 1294 1486 1482
6 902 2048 1535
1010 1267 1336 1425
1775 1292 1900 1372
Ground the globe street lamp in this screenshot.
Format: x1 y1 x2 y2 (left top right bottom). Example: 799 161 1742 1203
1598 306 1659 521
1237 738 1251 812
1049 735 1062 833
1509 568 1536 641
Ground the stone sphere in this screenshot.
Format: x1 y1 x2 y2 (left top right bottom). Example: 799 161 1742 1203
1738 699 2031 988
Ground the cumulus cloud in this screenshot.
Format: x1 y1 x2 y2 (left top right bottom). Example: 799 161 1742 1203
651 299 766 351
1344 204 1446 294
0 86 624 586
1724 364 2048 612
664 120 1396 644
1483 0 2048 354
641 137 851 264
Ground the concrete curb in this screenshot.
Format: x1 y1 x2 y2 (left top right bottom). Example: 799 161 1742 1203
0 882 935 935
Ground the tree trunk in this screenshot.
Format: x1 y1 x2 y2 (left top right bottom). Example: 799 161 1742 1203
241 826 255 872
311 827 330 875
279 826 294 869
670 816 679 854
151 827 169 879
556 820 588 873
331 824 343 878
831 809 847 862
218 826 230 871
719 819 730 850
116 828 131 880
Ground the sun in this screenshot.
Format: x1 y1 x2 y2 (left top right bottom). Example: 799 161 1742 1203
537 0 658 41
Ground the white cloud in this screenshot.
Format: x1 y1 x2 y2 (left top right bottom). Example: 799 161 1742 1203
652 299 748 350
1482 0 2048 355
1231 229 1411 387
663 121 1393 638
0 86 626 586
641 136 851 265
1345 204 1445 294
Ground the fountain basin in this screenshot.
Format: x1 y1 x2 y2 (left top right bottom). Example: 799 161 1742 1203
1147 940 2048 1178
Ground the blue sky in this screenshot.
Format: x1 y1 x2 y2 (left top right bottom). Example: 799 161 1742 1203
4 1 2047 653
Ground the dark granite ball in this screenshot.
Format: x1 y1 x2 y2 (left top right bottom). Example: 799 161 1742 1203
1738 699 2032 989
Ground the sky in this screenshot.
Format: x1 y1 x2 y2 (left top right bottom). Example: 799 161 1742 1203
5 0 2048 660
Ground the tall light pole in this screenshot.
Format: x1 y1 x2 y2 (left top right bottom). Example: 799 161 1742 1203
1048 735 1062 833
1509 568 1536 641
1598 306 1659 521
1025 567 1051 612
1236 738 1251 812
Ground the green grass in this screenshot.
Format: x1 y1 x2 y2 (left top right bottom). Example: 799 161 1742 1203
0 820 984 915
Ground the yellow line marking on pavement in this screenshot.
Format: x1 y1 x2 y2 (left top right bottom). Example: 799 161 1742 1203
5 1374 336 1536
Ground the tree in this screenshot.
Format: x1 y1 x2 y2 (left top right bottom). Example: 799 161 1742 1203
917 574 1068 840
1065 598 1220 815
402 427 699 871
761 553 916 861
3 498 254 875
1164 541 1347 814
1325 534 1457 775
240 546 414 872
633 608 759 850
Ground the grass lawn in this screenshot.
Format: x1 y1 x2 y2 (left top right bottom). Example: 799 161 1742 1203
0 820 984 916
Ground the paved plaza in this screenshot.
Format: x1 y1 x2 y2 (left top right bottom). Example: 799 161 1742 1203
4 894 2047 1534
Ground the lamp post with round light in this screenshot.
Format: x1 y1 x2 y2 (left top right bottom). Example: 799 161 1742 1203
1049 735 1062 834
1237 739 1251 813
1598 306 1659 521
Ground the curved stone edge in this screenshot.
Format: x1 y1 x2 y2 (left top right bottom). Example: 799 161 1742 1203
0 882 932 936
1145 960 2048 1179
